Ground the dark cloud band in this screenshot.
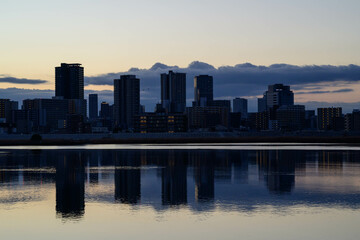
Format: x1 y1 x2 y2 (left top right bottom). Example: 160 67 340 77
0 76 48 84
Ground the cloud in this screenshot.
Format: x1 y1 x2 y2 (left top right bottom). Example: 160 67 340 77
0 75 48 84
84 61 360 111
296 88 354 94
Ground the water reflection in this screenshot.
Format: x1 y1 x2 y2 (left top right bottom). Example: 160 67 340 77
55 152 85 219
0 148 360 221
114 151 141 204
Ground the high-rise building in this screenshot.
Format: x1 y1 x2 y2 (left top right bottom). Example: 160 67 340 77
161 71 186 113
262 84 294 110
100 102 110 119
88 94 98 120
317 107 343 130
0 99 9 119
194 75 213 107
114 75 140 129
233 98 248 118
305 110 317 130
345 110 360 131
258 97 267 112
0 99 19 123
55 63 84 100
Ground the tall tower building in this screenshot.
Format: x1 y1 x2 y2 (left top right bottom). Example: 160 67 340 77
161 71 186 113
233 98 248 118
264 84 294 109
88 94 98 119
114 75 140 129
55 63 84 99
194 75 213 107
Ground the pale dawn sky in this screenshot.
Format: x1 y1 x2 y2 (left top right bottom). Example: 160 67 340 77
1 0 360 111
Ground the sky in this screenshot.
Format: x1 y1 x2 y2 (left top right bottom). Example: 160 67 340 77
1 0 360 112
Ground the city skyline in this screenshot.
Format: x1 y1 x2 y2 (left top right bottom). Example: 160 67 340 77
1 1 360 112
1 61 360 113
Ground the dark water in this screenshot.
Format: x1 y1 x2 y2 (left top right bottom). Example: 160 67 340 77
0 145 360 239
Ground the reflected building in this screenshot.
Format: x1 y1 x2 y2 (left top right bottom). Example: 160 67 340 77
214 151 232 183
318 151 344 174
114 151 141 204
87 152 100 184
231 151 249 184
257 150 296 194
162 151 188 205
56 152 85 219
191 151 215 202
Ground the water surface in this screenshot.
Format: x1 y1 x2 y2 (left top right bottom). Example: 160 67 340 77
0 145 359 240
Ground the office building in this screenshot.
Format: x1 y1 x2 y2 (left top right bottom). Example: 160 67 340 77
210 100 231 110
11 109 46 133
230 112 242 129
88 94 98 120
317 107 343 130
134 113 187 133
187 106 230 129
0 99 9 119
100 102 110 119
264 84 294 109
248 112 269 131
22 98 86 131
258 97 267 112
55 63 84 99
161 71 186 113
276 105 305 131
305 110 317 130
114 75 140 129
345 110 360 131
0 99 18 123
233 98 248 118
194 75 213 107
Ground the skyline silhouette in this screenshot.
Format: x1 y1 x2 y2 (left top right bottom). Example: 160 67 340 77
1 61 360 113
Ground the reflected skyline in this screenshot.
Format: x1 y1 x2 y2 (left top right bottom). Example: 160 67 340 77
0 148 360 221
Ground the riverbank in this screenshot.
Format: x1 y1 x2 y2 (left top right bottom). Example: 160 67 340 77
0 132 360 145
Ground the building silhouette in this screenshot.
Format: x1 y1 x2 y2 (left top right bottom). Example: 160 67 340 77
161 71 186 113
317 107 343 130
56 152 85 219
193 75 213 107
114 75 140 129
233 98 248 119
265 84 294 109
22 98 86 131
258 84 294 113
276 105 305 131
55 63 84 100
100 102 110 119
192 151 215 202
162 151 188 205
88 94 98 120
114 151 141 204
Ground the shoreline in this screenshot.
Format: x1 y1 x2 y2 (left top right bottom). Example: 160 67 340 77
1 134 360 146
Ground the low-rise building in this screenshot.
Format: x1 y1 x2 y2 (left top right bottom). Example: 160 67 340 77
134 113 187 133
